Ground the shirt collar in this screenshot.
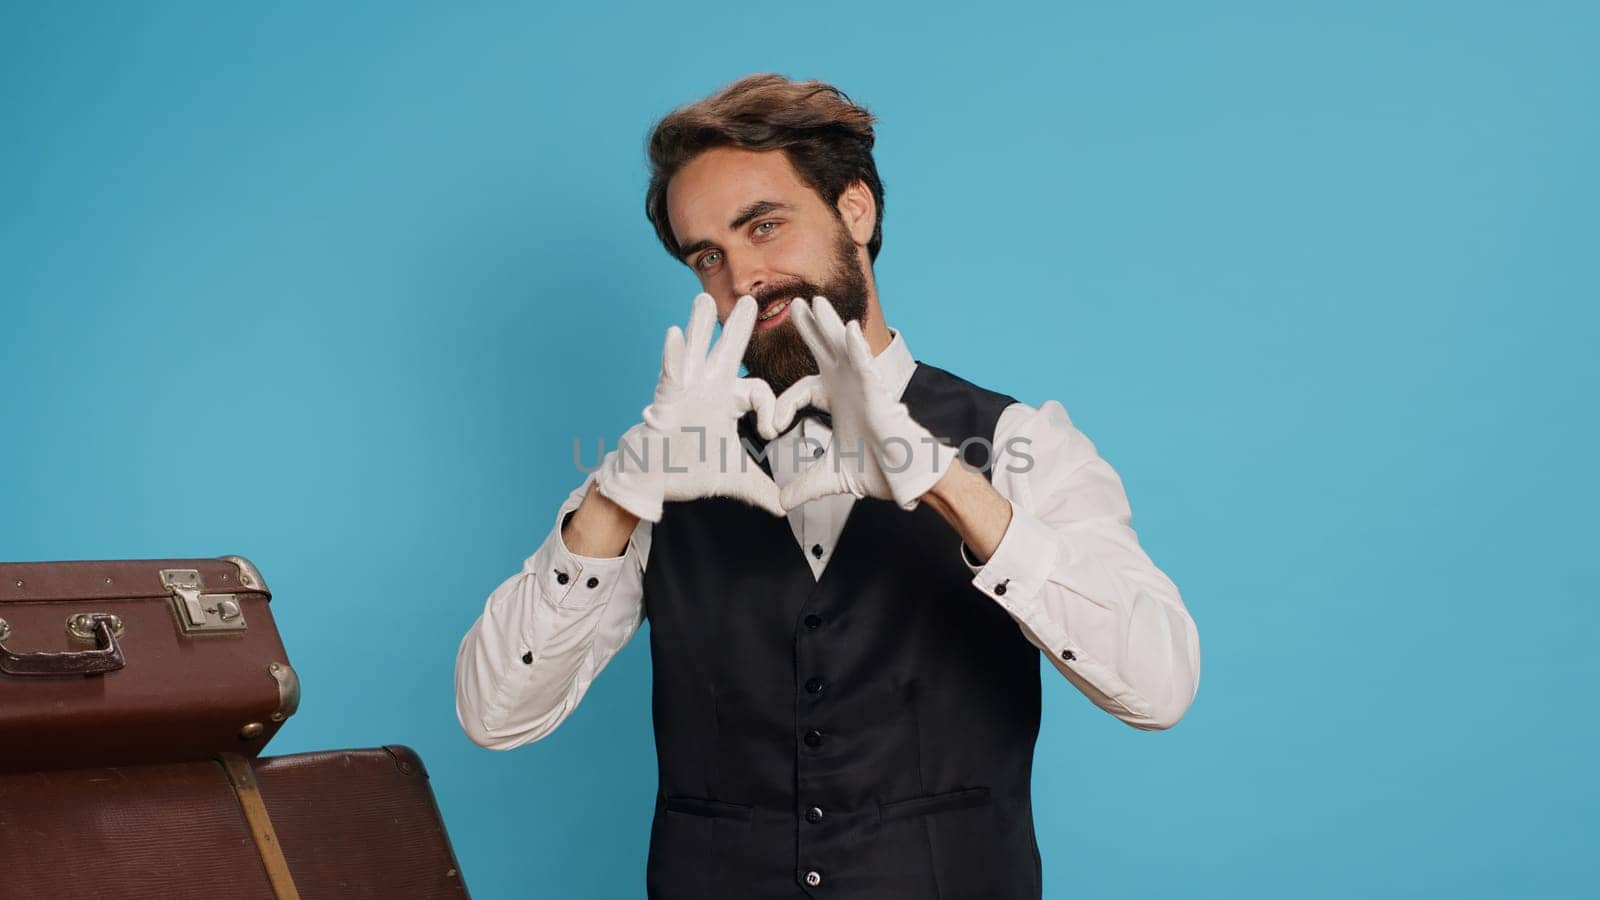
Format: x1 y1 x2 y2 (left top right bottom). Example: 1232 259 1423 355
876 325 917 401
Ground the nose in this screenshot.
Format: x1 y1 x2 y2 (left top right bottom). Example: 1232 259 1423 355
725 248 769 300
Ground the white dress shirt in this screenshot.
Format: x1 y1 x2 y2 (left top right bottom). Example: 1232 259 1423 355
455 327 1201 750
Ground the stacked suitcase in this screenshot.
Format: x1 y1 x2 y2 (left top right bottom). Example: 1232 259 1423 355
0 557 470 899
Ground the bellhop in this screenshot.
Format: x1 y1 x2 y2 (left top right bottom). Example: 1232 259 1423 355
454 72 1202 899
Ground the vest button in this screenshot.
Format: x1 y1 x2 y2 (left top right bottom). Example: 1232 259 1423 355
804 614 822 630
804 870 822 887
813 445 824 458
555 570 569 585
811 543 823 558
994 579 1009 595
804 677 825 695
586 576 599 589
805 806 824 823
803 729 824 748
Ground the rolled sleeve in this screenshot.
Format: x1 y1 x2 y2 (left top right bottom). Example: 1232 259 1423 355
959 497 1060 610
967 399 1201 731
530 498 632 613
454 475 648 750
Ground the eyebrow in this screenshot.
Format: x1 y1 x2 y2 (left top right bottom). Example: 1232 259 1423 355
677 200 794 263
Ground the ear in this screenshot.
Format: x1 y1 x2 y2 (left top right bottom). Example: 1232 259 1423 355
835 178 877 248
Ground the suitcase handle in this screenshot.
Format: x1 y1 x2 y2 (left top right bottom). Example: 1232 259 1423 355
0 614 127 677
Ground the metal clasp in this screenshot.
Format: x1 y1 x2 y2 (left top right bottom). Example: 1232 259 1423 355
160 569 248 634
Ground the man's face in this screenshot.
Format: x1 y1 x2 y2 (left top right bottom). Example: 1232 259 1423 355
665 146 870 395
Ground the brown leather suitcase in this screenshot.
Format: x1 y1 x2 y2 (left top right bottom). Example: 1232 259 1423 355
0 556 299 771
0 745 471 899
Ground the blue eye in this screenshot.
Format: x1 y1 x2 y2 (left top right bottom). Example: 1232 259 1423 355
755 221 776 235
697 250 722 270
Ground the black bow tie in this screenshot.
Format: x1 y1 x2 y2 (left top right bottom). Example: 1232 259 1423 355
737 405 833 468
792 404 832 428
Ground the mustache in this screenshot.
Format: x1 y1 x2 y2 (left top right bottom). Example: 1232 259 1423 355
751 281 825 310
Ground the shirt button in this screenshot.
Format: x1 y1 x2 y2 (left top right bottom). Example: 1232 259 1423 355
804 870 822 887
994 579 1009 596
586 576 599 588
1061 649 1076 661
805 806 824 823
803 729 824 748
804 614 823 630
813 445 824 458
555 570 569 585
811 543 823 558
521 651 533 665
804 677 825 695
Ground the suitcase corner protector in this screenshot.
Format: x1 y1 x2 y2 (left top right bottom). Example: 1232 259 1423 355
221 555 270 595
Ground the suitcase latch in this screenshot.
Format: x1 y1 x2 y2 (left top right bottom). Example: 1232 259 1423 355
160 569 248 634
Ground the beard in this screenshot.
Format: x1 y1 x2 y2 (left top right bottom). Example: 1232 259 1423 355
742 224 872 396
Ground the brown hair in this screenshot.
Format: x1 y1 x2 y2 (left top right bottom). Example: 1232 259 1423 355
644 73 885 265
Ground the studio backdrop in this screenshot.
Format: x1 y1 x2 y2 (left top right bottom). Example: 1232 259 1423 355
2 2 1594 898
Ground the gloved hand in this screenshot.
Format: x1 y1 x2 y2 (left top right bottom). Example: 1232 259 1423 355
772 297 959 511
593 293 785 522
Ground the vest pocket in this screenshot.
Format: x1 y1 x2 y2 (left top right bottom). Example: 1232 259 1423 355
664 795 755 823
649 798 753 899
878 786 992 822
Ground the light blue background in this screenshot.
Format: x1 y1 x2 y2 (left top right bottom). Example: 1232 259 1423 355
3 2 1594 898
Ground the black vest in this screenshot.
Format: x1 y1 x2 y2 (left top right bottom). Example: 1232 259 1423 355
641 361 1043 900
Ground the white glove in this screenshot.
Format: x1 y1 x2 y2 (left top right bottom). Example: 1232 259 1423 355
773 297 959 511
593 293 785 522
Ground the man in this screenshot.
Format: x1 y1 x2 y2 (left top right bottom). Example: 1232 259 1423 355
455 73 1201 899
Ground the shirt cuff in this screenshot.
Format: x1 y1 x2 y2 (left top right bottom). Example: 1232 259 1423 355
524 484 632 611
959 498 1061 613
